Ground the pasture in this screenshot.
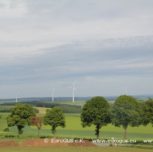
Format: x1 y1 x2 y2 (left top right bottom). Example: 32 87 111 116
0 103 153 152
0 111 153 140
0 146 153 152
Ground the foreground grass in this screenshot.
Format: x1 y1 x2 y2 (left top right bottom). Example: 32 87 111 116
0 146 153 152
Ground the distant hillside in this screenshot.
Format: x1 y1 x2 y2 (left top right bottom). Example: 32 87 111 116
0 95 152 104
0 97 91 104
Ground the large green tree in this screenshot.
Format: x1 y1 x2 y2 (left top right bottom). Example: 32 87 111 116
111 95 141 139
44 107 65 134
141 99 153 126
7 104 36 135
81 96 111 138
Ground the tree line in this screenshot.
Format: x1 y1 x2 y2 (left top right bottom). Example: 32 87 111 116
6 95 153 139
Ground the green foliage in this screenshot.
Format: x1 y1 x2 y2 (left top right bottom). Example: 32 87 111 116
3 127 9 132
111 95 141 139
7 104 36 135
81 96 111 138
28 101 82 113
0 112 153 139
2 102 82 113
44 107 65 134
0 106 13 113
141 99 153 126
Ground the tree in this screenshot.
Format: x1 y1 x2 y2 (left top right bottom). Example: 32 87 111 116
0 115 2 129
44 107 65 135
81 96 111 138
30 116 42 137
7 104 36 135
111 95 141 139
141 98 153 126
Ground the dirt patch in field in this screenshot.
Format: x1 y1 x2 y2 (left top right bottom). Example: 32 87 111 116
0 140 18 147
0 139 95 147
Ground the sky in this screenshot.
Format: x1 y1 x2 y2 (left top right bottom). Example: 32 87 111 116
0 0 153 98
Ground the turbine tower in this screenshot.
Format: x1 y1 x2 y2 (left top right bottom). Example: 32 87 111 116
52 88 55 102
72 82 76 103
16 96 18 103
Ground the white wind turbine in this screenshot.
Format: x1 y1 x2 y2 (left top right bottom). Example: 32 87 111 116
15 91 19 103
51 88 55 102
72 82 76 103
16 96 18 103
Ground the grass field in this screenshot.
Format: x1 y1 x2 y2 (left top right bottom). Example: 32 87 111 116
0 105 153 152
0 111 153 140
0 146 153 152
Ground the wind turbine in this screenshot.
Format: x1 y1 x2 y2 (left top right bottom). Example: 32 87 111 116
51 88 55 102
72 82 76 103
16 96 18 103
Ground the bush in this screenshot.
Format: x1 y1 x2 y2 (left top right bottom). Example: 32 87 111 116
3 128 9 132
4 135 15 138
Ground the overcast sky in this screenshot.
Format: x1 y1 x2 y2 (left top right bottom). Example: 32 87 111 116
0 0 153 98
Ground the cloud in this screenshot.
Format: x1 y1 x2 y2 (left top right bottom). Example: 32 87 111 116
0 1 153 66
0 0 27 18
0 0 153 97
1 36 153 84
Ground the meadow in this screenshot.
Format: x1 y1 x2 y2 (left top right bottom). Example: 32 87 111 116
0 146 153 152
0 102 153 152
0 111 153 140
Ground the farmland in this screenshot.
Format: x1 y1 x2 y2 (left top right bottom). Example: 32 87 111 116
0 110 153 139
0 146 153 152
0 100 153 152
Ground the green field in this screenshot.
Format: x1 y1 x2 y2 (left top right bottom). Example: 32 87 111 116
0 146 153 152
0 112 153 140
0 105 153 151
